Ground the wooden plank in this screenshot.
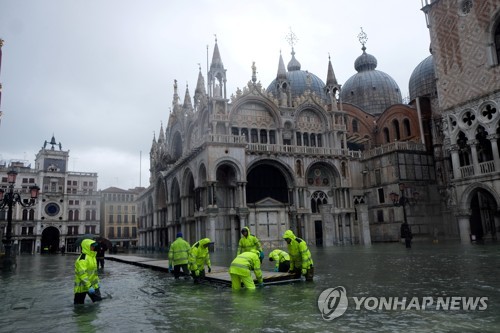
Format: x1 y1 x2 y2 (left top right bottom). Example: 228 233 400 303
107 255 301 285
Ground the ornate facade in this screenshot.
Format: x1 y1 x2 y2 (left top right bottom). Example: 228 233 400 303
137 30 442 250
137 1 500 249
422 0 500 243
0 136 100 253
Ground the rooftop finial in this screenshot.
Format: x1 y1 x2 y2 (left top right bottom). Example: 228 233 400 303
214 34 217 43
197 63 201 71
358 27 368 51
285 27 298 50
251 61 257 83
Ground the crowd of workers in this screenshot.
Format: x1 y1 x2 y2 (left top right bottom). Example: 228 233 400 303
73 227 314 304
167 227 314 290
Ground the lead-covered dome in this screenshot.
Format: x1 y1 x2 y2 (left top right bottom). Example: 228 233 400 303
341 47 402 115
267 50 327 101
409 55 436 102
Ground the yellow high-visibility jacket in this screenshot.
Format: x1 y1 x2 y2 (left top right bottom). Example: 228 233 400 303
188 238 211 272
229 251 263 284
269 249 290 270
283 230 313 270
74 239 100 294
237 226 262 255
168 237 191 266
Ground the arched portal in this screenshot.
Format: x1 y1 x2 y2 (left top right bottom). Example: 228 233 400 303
469 189 498 241
246 164 288 204
41 226 60 254
246 162 292 248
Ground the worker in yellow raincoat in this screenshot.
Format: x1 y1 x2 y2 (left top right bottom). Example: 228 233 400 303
237 226 262 255
229 249 263 290
283 229 314 281
168 232 191 279
188 238 212 283
74 239 102 304
268 249 290 272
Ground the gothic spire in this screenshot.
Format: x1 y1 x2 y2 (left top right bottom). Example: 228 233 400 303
183 83 193 110
326 54 338 86
277 51 287 80
210 35 224 71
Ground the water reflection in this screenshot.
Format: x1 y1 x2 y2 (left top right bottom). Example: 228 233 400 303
1 242 500 332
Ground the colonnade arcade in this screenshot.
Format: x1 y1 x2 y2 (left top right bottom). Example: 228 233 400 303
139 157 355 250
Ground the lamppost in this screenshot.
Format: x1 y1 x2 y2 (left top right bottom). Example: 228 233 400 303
389 183 419 224
0 170 40 265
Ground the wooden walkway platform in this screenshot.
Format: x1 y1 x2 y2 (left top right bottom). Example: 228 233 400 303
106 255 301 286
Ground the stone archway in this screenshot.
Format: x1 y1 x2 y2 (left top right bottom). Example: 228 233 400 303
41 226 60 254
469 189 498 241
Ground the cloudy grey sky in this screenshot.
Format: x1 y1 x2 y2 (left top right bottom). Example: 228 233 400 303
0 0 431 190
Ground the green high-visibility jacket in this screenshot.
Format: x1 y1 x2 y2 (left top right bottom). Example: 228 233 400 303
74 239 100 294
269 249 290 270
229 251 263 284
283 230 313 270
188 238 211 272
237 226 262 255
168 237 191 266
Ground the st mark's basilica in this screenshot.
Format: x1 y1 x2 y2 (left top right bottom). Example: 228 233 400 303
137 0 500 250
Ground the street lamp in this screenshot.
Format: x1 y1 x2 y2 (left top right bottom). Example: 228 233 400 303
0 170 40 266
389 183 420 224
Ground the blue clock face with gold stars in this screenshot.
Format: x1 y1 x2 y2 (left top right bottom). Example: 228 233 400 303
45 203 60 216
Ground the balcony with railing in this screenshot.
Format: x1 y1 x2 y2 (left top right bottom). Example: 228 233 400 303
458 160 496 179
362 141 427 160
167 134 362 174
246 142 361 158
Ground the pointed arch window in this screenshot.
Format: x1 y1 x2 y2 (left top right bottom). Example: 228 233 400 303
68 210 74 221
22 209 28 221
241 128 249 142
269 130 276 144
296 132 302 146
403 119 411 137
29 209 35 221
260 129 267 144
311 191 328 213
303 133 309 146
310 133 316 147
352 119 359 133
457 131 472 166
476 126 493 162
250 129 258 143
383 128 390 143
392 119 401 140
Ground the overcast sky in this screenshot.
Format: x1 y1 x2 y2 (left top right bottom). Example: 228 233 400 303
0 0 431 190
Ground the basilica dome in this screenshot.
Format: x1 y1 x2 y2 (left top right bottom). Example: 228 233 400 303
341 47 402 115
408 55 436 102
266 50 328 101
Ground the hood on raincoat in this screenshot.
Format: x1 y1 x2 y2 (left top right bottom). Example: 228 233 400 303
283 230 296 241
241 226 252 238
81 239 97 257
199 238 212 248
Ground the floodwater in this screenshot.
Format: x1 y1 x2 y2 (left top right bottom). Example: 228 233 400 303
1 242 500 333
